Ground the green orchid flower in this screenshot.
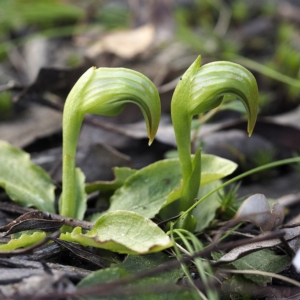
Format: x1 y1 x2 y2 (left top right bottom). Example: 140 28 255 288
171 56 258 211
61 67 161 219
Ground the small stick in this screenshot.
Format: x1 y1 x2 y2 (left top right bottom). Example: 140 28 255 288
0 202 94 230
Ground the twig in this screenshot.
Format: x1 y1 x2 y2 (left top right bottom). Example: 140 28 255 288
0 81 22 92
0 202 94 230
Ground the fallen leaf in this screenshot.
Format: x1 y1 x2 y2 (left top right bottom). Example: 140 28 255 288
216 226 300 264
86 24 155 60
0 105 61 148
53 239 110 268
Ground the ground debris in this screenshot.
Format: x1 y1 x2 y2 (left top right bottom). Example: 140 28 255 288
0 273 75 300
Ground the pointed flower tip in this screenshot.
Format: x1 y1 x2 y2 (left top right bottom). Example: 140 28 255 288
248 121 256 137
192 56 202 69
148 134 155 146
248 108 258 137
248 124 254 137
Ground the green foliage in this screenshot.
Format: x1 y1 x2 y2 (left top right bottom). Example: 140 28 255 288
170 227 219 299
0 1 299 294
0 140 55 213
193 180 223 232
0 231 46 251
96 3 130 30
221 274 256 300
113 252 183 281
0 57 259 257
0 91 13 119
109 159 183 219
77 267 195 300
231 1 248 22
60 211 172 255
77 253 190 300
85 167 137 195
0 0 84 32
217 184 241 220
175 0 300 104
232 249 290 286
109 155 236 219
0 0 83 32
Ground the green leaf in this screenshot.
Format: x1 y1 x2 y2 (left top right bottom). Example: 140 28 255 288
85 167 137 194
78 267 127 288
0 0 83 30
109 159 182 218
222 274 256 299
60 211 173 255
77 267 196 300
0 231 46 251
0 140 55 213
113 252 183 281
193 180 223 232
200 155 237 186
232 249 290 286
109 155 237 218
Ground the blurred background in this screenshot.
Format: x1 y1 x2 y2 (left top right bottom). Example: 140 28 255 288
1 0 300 194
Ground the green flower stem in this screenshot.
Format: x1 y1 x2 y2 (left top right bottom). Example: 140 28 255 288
61 67 161 219
171 56 258 211
61 114 83 219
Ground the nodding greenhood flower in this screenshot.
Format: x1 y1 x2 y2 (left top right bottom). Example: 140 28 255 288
171 56 258 211
61 67 161 219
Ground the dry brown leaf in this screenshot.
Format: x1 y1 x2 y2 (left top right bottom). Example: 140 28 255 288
0 105 61 148
86 24 155 59
216 226 300 265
